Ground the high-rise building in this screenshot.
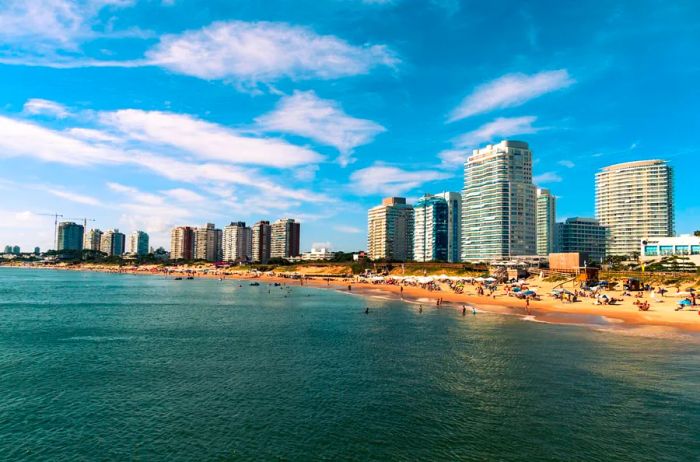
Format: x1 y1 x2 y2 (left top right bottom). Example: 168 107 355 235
170 226 195 260
461 140 537 261
413 195 449 262
270 218 300 259
367 197 414 262
223 222 253 262
34 247 40 255
3 245 11 254
12 245 20 255
83 229 103 251
57 222 84 252
194 223 221 262
251 221 272 263
595 160 674 256
129 231 150 256
434 192 462 262
536 188 557 256
554 217 608 264
100 229 125 256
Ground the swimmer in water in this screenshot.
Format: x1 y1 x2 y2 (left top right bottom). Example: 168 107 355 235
419 305 423 313
365 307 369 314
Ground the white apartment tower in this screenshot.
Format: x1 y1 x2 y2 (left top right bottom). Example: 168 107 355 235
223 222 253 263
83 228 103 251
461 140 537 261
536 188 556 256
367 197 414 262
129 230 150 256
595 160 674 256
194 223 222 262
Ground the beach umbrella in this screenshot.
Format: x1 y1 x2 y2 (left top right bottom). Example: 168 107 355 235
562 289 575 295
679 299 692 306
523 290 536 296
512 287 521 292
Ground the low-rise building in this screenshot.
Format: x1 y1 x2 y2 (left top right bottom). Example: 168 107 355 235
301 246 336 261
555 217 607 264
640 235 700 266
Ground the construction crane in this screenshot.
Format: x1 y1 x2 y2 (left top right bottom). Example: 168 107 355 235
36 213 63 250
66 217 96 229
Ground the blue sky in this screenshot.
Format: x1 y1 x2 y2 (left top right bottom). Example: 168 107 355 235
0 0 698 252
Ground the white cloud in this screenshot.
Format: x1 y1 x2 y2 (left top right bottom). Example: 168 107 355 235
334 224 363 234
107 182 196 237
533 172 563 184
46 188 100 205
0 115 128 166
454 116 540 148
0 0 133 50
99 109 324 168
256 90 385 166
162 188 206 203
557 160 575 168
23 98 71 118
448 69 574 122
349 164 450 196
0 113 329 204
437 148 469 168
145 21 398 84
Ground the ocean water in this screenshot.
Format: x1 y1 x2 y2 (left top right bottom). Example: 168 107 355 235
0 268 699 461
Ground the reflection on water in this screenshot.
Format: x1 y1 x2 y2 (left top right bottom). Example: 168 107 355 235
0 268 699 461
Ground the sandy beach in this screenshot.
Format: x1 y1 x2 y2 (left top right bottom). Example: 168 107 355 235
9 263 700 335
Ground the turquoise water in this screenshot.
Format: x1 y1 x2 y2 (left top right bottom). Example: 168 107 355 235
1 268 699 461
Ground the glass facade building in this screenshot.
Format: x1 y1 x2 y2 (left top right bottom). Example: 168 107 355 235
413 195 449 262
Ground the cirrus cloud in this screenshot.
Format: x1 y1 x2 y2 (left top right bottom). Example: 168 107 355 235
448 69 574 122
350 164 450 195
146 20 398 85
256 90 386 166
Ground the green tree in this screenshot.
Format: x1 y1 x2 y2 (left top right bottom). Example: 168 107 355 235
694 230 700 237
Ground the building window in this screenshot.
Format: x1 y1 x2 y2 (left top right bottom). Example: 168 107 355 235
675 245 689 255
660 245 674 256
644 245 658 256
691 245 700 255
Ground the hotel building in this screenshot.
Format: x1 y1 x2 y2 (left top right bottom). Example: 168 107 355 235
128 231 150 256
554 217 607 264
251 221 272 263
367 197 414 262
536 188 556 256
170 226 195 260
434 192 462 262
223 222 252 263
595 160 674 256
461 140 537 261
57 222 84 252
270 218 300 259
413 195 449 262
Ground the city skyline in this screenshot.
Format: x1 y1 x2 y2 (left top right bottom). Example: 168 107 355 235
0 0 699 252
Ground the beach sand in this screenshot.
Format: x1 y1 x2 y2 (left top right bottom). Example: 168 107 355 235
9 263 700 334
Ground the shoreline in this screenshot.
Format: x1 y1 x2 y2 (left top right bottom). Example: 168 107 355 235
5 264 700 336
